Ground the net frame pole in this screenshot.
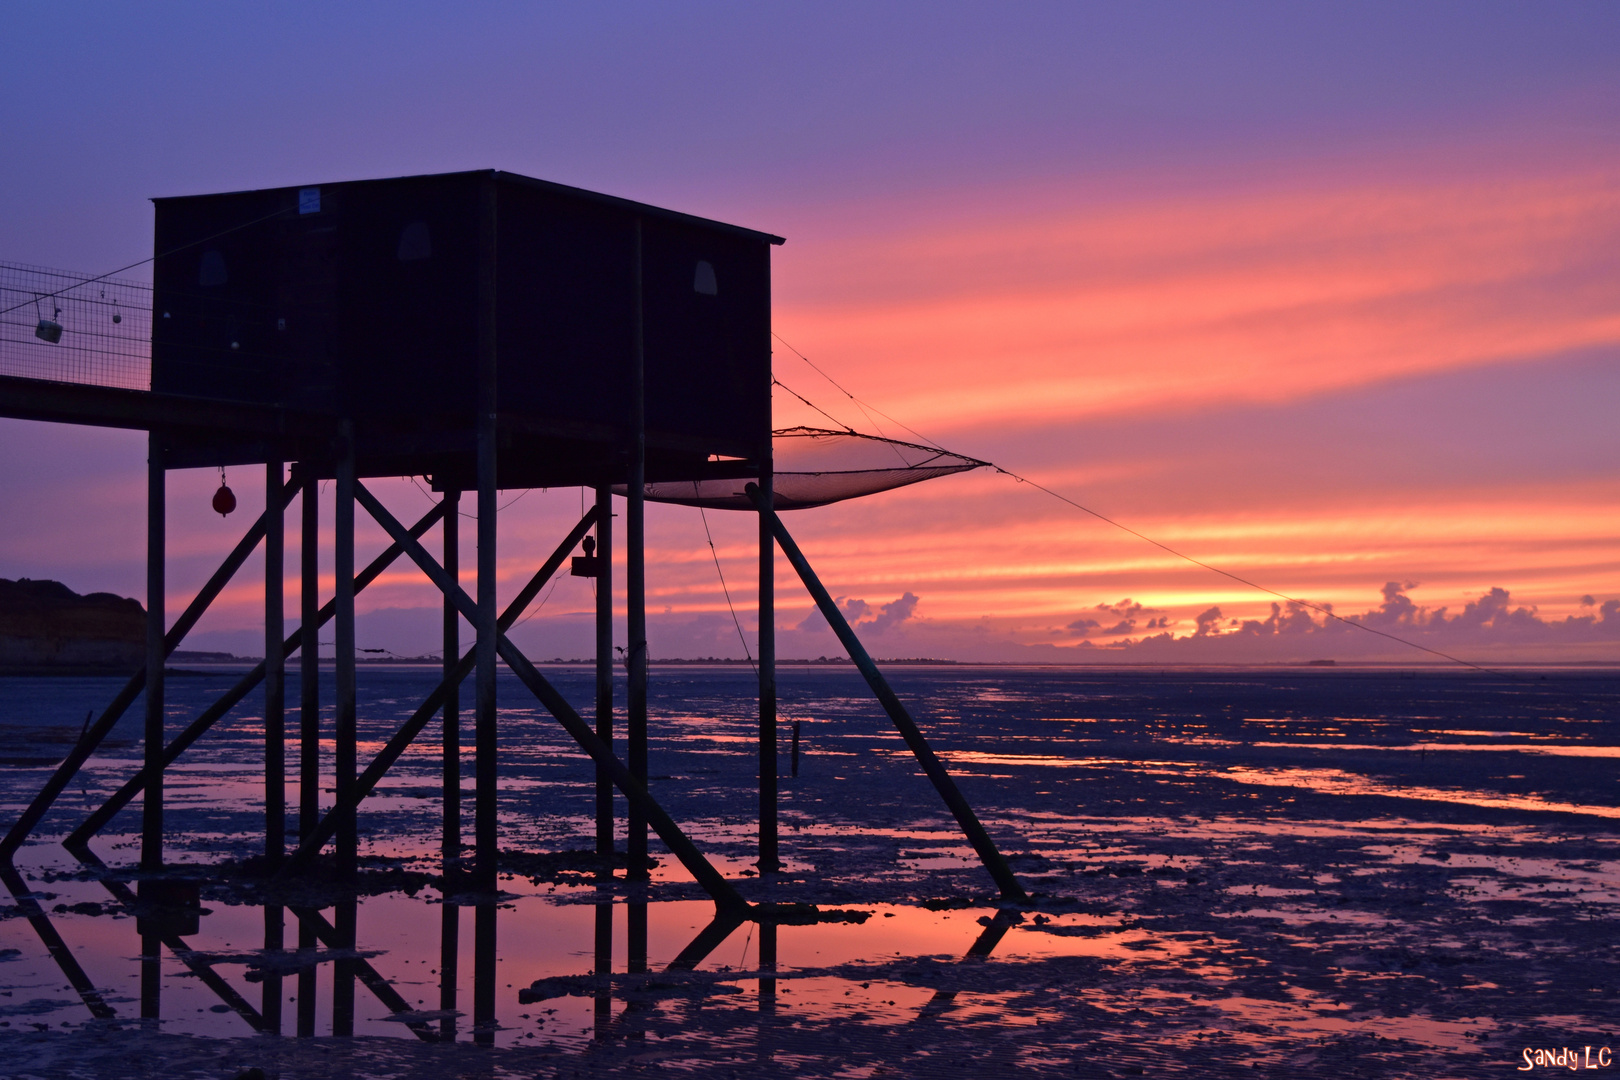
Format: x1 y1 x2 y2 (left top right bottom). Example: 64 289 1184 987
265 460 285 866
263 458 285 1034
473 174 500 1044
1 478 297 865
750 486 1027 903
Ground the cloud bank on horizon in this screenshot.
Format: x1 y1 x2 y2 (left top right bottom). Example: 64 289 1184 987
1 3 1617 665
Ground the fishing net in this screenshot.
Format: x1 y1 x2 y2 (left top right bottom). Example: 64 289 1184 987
0 263 152 391
629 426 990 511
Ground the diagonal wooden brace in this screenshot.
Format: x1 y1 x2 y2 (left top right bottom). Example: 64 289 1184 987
1 477 302 865
277 507 599 876
749 485 1027 902
352 481 750 915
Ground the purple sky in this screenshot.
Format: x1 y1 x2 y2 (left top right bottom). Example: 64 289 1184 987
3 3 1619 663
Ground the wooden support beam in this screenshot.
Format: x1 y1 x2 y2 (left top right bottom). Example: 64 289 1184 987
263 461 285 1034
335 428 357 880
143 433 165 873
63 502 446 850
276 509 597 874
758 464 779 872
350 483 749 915
595 483 614 868
442 489 461 866
626 218 649 882
475 175 500 899
751 488 1028 903
0 477 298 864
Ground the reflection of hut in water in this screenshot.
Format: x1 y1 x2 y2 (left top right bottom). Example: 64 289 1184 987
0 172 1025 1040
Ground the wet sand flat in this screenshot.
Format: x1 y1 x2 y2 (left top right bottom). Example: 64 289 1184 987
0 665 1615 1077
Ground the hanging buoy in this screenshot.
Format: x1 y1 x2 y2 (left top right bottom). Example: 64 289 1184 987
212 467 236 516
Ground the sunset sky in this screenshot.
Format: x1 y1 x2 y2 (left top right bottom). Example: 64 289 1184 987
2 3 1618 664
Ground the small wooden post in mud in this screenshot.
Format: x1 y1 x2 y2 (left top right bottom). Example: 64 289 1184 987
334 426 358 880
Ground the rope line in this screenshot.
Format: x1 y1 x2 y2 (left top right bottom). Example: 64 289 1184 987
696 490 757 673
772 332 950 451
771 335 1549 680
771 375 856 433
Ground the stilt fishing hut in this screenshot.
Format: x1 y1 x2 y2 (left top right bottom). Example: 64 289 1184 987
0 171 1023 1038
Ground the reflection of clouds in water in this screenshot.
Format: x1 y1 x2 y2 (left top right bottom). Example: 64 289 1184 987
1214 765 1620 820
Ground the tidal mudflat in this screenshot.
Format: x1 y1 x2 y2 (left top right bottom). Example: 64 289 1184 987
0 665 1615 1078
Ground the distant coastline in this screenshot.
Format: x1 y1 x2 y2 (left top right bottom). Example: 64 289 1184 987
0 578 144 676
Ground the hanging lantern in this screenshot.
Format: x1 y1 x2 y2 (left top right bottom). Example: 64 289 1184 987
212 467 236 517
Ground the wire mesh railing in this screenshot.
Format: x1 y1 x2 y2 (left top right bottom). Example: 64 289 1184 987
0 263 151 391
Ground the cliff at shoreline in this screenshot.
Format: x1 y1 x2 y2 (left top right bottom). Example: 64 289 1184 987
0 578 144 672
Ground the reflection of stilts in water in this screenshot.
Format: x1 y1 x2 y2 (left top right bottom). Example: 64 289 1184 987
0 865 114 1020
576 901 747 1042
84 849 270 1031
474 903 497 1045
593 900 614 1040
3 179 1031 1066
440 903 460 1042
756 918 778 1068
262 904 283 1034
2 848 445 1039
624 897 650 1041
287 903 439 1041
911 909 1020 1022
